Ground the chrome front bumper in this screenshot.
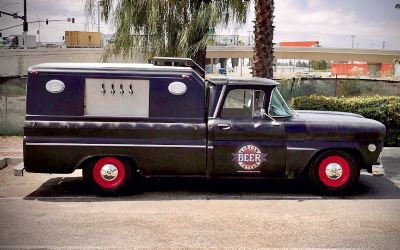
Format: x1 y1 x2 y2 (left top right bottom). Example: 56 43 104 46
372 163 385 177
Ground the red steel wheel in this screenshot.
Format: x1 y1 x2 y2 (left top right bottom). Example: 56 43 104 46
318 156 350 188
309 150 360 194
92 157 126 189
83 156 133 195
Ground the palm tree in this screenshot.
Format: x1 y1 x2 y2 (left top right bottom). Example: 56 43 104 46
86 0 250 67
253 0 275 79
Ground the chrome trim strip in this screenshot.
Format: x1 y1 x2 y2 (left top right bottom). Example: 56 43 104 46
287 147 317 151
213 85 227 118
26 143 207 149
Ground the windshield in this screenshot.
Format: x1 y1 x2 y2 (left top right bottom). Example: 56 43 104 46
268 88 293 117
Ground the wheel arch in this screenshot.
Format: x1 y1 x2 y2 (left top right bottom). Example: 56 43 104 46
300 147 365 177
77 154 140 173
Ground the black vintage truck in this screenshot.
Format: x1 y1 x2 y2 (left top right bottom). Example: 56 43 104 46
23 58 385 195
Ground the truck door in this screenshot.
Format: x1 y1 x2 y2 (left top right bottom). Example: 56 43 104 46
209 86 287 178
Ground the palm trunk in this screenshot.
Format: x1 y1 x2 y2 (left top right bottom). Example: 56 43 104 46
253 0 275 79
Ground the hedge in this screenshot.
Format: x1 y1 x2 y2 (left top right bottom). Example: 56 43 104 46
292 95 400 146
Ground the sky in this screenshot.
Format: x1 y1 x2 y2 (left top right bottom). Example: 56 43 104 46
0 0 399 49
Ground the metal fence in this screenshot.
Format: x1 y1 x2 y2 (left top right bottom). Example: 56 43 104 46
278 78 400 103
209 35 254 46
0 76 399 135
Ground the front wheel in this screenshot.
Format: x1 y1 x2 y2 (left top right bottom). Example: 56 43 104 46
308 151 360 194
83 156 133 196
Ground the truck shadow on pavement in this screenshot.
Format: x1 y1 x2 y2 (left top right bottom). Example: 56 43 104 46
23 174 400 202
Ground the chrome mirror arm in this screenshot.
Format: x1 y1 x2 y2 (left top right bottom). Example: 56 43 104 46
261 110 281 126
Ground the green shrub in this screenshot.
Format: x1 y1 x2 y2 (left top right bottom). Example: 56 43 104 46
292 95 400 147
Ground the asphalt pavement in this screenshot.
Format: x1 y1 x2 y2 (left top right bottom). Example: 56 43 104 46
0 156 399 249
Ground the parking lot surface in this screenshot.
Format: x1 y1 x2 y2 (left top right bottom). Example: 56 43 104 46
0 156 399 249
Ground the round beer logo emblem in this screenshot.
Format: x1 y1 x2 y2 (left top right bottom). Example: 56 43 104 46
232 145 267 170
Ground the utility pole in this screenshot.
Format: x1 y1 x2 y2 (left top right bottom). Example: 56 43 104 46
97 0 102 47
37 14 40 44
22 0 27 49
97 1 100 33
351 35 355 48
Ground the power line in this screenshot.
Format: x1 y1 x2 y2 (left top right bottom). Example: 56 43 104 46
0 23 23 31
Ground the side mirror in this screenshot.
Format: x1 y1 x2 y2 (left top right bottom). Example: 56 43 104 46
261 109 268 119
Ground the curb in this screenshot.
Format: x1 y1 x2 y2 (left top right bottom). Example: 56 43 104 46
382 147 400 158
0 157 23 170
0 158 6 170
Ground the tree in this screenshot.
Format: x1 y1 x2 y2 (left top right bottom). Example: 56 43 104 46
252 0 275 79
319 60 328 70
310 60 328 70
86 0 250 67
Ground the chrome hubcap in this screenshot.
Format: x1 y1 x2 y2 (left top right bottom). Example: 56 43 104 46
325 163 343 180
100 164 118 181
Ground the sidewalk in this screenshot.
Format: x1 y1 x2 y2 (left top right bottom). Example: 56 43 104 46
0 136 23 158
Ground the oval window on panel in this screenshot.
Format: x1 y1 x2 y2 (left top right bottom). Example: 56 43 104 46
168 81 187 95
45 80 65 94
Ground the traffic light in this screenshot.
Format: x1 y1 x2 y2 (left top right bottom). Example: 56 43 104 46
72 18 75 23
46 19 48 25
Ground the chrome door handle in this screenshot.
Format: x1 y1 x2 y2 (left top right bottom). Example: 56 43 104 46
217 123 231 130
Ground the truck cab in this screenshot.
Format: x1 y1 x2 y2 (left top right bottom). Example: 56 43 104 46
23 58 386 195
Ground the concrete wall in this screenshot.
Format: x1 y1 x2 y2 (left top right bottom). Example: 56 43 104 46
0 48 146 76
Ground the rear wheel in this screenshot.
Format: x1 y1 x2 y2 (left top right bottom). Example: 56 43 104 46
83 157 133 196
308 150 360 194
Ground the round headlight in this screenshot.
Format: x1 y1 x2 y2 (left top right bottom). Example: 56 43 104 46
368 144 377 152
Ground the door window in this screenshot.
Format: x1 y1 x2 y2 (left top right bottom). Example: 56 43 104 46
221 89 265 118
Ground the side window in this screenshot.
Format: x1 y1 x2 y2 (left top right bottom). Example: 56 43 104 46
268 88 293 117
221 89 266 118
